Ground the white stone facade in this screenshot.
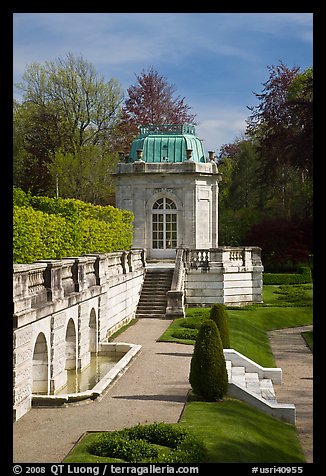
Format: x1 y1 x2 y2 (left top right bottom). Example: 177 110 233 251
115 161 221 259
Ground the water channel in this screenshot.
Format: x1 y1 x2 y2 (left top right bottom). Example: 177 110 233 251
57 352 125 394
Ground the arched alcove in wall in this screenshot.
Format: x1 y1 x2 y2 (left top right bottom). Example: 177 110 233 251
65 319 77 370
32 332 49 394
89 308 98 353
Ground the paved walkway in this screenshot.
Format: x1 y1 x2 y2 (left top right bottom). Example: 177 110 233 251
268 325 313 463
13 319 313 463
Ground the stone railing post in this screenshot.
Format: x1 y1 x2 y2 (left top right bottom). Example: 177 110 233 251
13 265 32 316
208 248 224 269
129 249 146 271
71 256 88 291
120 250 128 274
41 260 64 301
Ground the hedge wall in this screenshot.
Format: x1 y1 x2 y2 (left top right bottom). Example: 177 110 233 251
13 189 134 264
263 266 312 285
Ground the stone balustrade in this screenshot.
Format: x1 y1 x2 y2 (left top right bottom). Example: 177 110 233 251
13 249 145 319
183 246 263 307
187 246 262 270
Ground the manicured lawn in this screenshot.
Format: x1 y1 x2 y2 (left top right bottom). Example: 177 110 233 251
179 398 306 463
159 284 313 367
64 398 306 463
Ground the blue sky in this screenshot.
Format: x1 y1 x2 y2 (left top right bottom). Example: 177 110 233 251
13 12 313 153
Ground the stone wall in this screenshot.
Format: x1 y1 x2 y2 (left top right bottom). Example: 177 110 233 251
13 250 145 421
184 247 263 306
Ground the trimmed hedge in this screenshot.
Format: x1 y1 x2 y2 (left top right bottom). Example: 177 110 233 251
13 189 134 264
87 422 206 463
189 320 228 401
209 303 230 348
263 266 312 285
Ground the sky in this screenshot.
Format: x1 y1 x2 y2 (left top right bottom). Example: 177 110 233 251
13 12 313 153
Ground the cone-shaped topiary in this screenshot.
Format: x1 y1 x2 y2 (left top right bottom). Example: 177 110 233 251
189 319 228 401
209 303 230 348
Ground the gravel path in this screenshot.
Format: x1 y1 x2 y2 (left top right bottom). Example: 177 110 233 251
268 325 313 463
13 319 313 464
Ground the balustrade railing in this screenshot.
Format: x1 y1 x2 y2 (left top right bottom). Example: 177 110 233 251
13 250 146 315
185 246 262 269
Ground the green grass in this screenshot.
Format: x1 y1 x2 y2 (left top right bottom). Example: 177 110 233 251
65 398 306 463
158 284 313 367
301 330 313 351
179 399 306 463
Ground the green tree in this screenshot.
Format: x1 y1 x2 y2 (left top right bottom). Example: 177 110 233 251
14 53 124 197
218 138 264 245
48 145 119 204
209 304 230 348
189 320 228 401
246 62 313 181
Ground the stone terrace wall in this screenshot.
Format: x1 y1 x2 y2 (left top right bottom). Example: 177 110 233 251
13 250 145 421
184 247 263 306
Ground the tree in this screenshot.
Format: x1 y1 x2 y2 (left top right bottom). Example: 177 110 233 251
189 320 228 401
246 62 313 181
14 53 124 197
218 138 265 245
48 145 119 205
113 66 197 154
244 216 313 271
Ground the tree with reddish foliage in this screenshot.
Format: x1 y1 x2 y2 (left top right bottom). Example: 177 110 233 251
244 216 313 271
113 67 197 155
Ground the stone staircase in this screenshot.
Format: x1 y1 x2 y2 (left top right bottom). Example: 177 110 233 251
136 268 174 318
224 349 296 424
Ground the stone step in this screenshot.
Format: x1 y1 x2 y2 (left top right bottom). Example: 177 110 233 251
138 296 166 305
224 354 295 424
136 306 167 312
136 313 166 319
226 362 278 405
140 288 169 293
136 269 173 319
260 378 276 401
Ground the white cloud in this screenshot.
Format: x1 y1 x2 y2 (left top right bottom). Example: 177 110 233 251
196 108 249 153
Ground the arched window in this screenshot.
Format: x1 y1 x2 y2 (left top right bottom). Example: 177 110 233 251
152 198 177 250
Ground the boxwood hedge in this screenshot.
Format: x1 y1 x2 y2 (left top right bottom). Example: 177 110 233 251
86 422 206 463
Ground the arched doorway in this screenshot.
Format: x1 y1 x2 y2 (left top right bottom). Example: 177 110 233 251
32 333 49 394
151 197 177 258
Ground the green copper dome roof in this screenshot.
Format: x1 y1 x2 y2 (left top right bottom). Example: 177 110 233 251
128 124 206 163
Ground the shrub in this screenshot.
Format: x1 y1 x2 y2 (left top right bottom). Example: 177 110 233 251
189 320 228 401
13 191 134 263
263 266 312 285
171 327 198 341
88 433 158 462
209 303 230 348
87 423 206 463
13 186 31 207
